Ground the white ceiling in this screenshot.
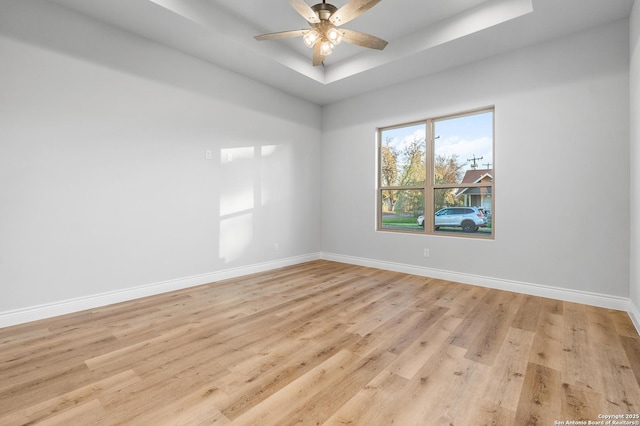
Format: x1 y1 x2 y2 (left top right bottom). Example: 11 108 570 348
51 0 634 105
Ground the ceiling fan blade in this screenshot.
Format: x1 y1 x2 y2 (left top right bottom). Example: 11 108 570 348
254 29 308 41
289 0 320 24
329 0 381 26
341 28 388 50
312 42 325 66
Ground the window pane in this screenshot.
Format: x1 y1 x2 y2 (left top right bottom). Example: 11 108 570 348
380 189 424 231
434 111 493 185
433 187 492 235
380 123 427 187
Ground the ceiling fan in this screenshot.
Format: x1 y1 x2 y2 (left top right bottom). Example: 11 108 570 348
254 0 388 66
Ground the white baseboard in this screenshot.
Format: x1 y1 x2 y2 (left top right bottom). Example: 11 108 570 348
629 302 640 333
2 252 637 334
320 252 633 314
0 253 320 329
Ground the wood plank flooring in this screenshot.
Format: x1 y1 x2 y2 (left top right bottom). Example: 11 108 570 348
1 260 640 425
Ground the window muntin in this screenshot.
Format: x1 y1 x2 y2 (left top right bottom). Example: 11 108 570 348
377 108 494 238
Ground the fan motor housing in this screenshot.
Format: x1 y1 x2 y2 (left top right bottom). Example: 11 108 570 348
311 3 338 21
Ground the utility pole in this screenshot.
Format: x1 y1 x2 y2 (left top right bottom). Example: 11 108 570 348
483 162 492 169
467 155 483 169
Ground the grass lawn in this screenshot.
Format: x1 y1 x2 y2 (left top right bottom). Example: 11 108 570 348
382 217 422 231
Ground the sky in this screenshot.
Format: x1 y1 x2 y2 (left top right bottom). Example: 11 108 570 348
381 110 493 173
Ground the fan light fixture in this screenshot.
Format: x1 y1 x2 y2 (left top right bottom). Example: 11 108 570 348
303 25 343 55
254 0 388 66
302 29 320 47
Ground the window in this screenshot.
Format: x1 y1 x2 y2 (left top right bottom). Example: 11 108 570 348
377 108 494 237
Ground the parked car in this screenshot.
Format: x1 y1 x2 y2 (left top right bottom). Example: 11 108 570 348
417 206 487 232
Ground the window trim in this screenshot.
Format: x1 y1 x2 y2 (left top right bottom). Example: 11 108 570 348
377 107 495 239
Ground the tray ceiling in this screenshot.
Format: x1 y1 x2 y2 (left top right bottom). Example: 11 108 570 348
51 0 634 105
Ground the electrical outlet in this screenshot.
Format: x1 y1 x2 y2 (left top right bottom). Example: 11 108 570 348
274 242 279 251
205 150 212 160
423 248 430 258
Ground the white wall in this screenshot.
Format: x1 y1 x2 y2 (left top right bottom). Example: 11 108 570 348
631 0 640 315
322 19 630 299
0 1 322 315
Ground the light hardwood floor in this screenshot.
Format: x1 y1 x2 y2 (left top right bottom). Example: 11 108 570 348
1 260 640 425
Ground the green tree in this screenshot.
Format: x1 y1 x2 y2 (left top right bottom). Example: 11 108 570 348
382 138 464 216
396 137 426 215
380 141 398 212
435 154 464 184
398 137 426 186
434 154 465 210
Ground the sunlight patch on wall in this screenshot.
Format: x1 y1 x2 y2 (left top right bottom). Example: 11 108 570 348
261 145 278 157
218 146 258 263
221 146 255 164
219 146 255 217
220 189 254 217
219 212 253 264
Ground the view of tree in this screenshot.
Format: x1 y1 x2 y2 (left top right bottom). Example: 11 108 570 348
382 139 467 215
380 143 398 211
381 136 425 213
434 154 466 210
435 154 464 184
396 137 425 214
398 137 426 186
